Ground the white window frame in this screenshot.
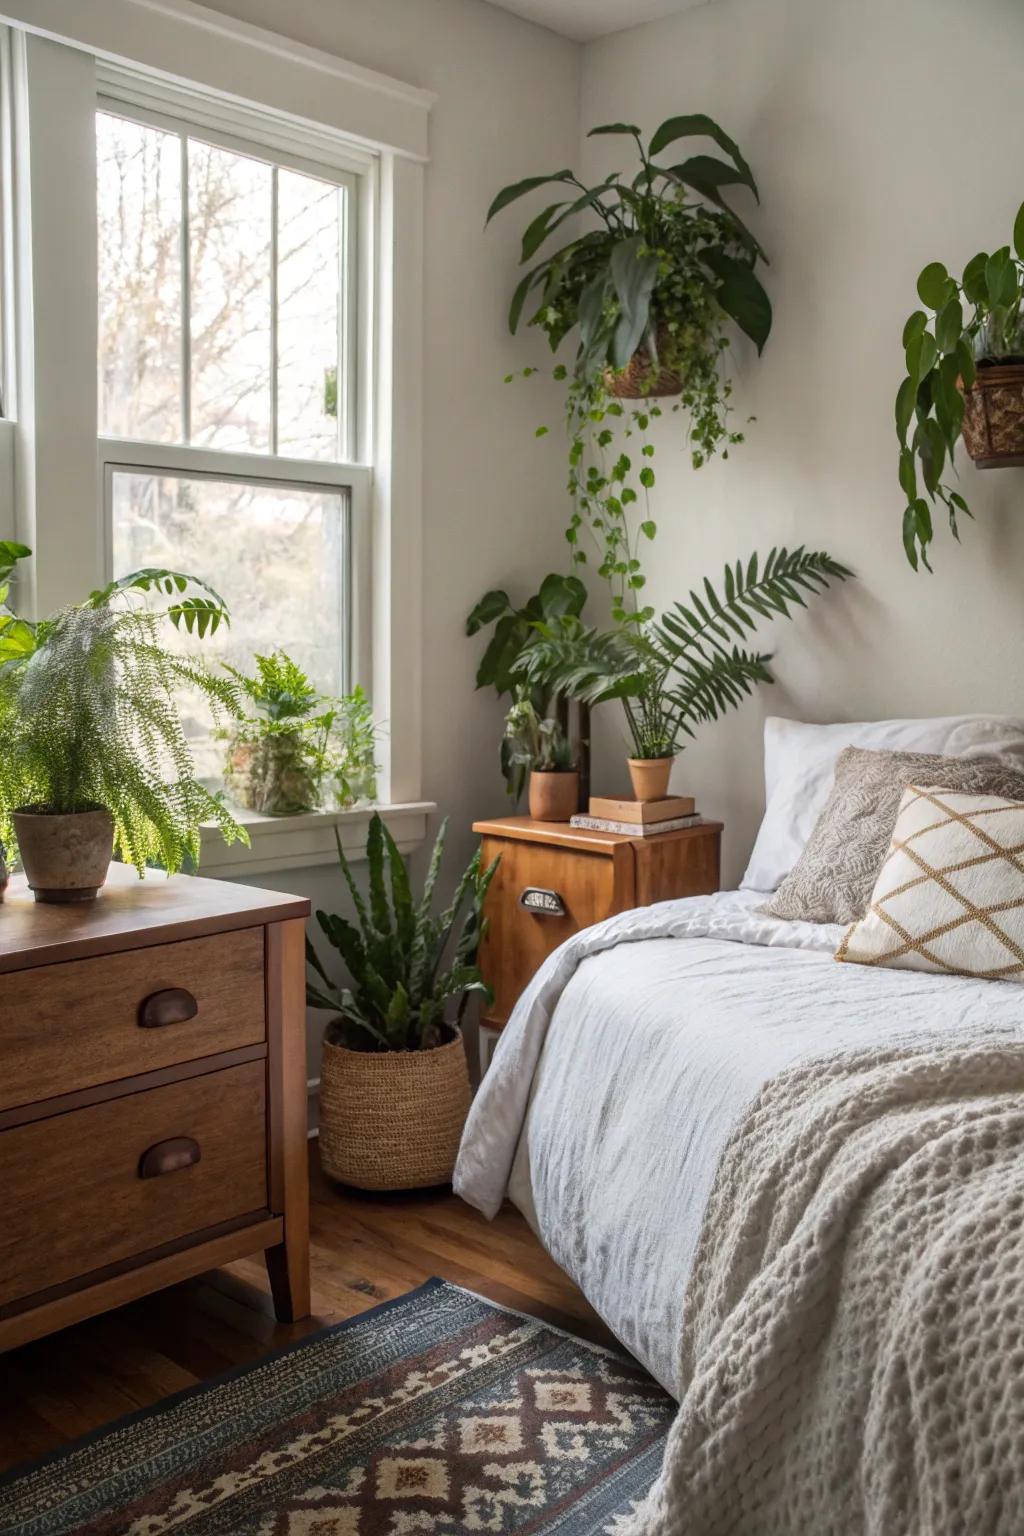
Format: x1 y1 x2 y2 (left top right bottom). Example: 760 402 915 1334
7 7 434 868
96 79 373 710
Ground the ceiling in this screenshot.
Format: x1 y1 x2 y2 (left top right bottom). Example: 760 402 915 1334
480 0 710 43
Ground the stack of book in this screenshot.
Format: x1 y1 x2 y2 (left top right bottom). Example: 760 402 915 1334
570 795 701 837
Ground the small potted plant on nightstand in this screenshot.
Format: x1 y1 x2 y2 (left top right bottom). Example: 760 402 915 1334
503 689 578 821
307 813 499 1190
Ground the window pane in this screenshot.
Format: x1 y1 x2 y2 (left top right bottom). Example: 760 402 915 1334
97 112 182 442
111 470 347 780
189 140 272 452
277 169 343 460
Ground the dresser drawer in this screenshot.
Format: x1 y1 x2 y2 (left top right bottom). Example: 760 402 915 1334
478 835 634 1027
0 1060 268 1309
0 928 265 1112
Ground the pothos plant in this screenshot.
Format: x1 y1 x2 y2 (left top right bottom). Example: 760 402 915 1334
489 114 772 626
897 201 1024 570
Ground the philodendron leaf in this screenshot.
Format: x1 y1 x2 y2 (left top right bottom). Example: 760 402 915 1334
961 251 990 305
917 261 951 310
588 121 641 138
1015 202 1024 262
902 311 928 347
935 295 963 354
648 114 758 198
702 249 772 353
905 329 938 383
895 375 917 446
609 236 659 367
520 201 570 263
485 169 575 225
465 589 510 636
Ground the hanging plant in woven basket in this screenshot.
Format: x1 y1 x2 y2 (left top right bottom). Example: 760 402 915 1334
487 113 771 627
895 199 1024 570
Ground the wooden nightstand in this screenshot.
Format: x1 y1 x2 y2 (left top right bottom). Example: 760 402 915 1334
0 863 311 1351
473 816 722 1067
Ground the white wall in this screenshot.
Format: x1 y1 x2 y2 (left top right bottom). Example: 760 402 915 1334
581 0 1024 885
202 0 581 873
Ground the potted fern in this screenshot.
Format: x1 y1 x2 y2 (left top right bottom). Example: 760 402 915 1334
0 554 245 901
518 548 852 795
307 814 499 1190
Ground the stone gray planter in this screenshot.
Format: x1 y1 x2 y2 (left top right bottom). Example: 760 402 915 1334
13 806 115 903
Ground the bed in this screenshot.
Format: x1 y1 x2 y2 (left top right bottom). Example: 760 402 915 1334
454 886 1024 1395
454 714 1024 1532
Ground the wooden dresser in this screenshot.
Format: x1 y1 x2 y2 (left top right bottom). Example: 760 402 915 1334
0 862 311 1351
474 816 722 1060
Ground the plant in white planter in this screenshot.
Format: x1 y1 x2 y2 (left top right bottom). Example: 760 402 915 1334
0 554 245 901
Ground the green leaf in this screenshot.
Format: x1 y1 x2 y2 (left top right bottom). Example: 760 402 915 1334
702 249 772 353
609 236 660 368
1015 202 1024 263
905 329 938 382
519 200 570 263
898 447 918 502
917 261 950 310
641 520 657 539
895 375 917 446
662 158 766 258
485 169 575 225
957 339 977 390
961 251 990 305
935 295 963 354
648 114 758 199
902 311 928 347
465 589 510 636
987 248 1017 308
902 506 920 570
587 121 641 138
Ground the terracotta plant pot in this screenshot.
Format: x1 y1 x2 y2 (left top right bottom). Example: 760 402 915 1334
961 361 1024 468
318 1026 471 1191
13 805 115 903
627 756 675 802
605 325 683 400
529 770 579 823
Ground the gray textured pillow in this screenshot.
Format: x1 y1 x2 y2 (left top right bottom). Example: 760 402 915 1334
762 746 1024 924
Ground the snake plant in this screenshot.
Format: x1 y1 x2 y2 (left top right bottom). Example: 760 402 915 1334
307 813 500 1052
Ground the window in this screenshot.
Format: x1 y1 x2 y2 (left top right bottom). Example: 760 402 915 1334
96 93 369 770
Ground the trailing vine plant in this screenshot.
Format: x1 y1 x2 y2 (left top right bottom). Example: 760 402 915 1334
489 114 772 624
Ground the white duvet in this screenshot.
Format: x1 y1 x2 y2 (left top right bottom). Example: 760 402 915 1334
454 890 1024 1396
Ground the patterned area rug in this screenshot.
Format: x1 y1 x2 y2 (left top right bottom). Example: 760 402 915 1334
0 1279 674 1535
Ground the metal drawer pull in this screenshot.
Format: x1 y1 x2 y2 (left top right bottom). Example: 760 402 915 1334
139 1137 201 1179
520 887 566 917
138 987 199 1029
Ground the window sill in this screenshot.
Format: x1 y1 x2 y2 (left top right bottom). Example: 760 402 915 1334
198 801 436 879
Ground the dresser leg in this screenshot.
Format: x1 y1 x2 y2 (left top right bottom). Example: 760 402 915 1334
265 1237 310 1323
266 917 312 1324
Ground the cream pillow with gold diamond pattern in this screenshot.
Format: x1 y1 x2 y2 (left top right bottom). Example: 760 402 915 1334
836 785 1024 982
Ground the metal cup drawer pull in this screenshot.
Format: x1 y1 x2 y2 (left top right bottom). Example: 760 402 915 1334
139 1137 202 1179
138 987 199 1029
519 887 566 917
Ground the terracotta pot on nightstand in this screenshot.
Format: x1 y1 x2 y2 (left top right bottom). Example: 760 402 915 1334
528 770 579 823
627 756 675 802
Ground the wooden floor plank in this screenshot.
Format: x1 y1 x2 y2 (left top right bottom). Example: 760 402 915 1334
0 1146 610 1475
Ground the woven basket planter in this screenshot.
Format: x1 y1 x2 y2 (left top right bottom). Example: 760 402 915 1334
319 1026 472 1190
605 326 683 400
961 361 1024 468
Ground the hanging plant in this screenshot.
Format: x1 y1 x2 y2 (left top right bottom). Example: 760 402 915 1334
896 201 1024 570
488 114 771 625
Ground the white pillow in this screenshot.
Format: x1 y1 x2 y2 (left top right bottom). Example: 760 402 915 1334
741 715 1024 893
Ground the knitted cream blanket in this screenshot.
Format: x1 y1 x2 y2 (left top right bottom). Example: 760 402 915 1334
618 1028 1024 1535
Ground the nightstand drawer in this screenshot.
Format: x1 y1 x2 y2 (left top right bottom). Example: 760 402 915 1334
0 928 266 1112
478 835 633 1027
0 1060 268 1310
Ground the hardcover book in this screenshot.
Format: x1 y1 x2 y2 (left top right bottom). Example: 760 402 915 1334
588 794 695 825
571 813 703 837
